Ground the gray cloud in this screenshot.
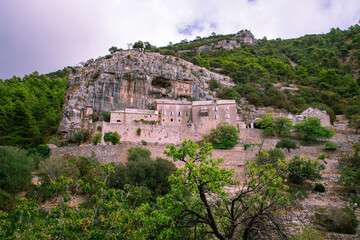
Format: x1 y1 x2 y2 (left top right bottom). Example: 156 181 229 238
0 0 359 79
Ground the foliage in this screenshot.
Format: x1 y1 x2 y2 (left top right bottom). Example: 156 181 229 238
315 206 358 234
349 113 360 133
0 73 66 147
203 122 239 149
294 117 335 140
0 189 15 212
314 183 326 192
243 143 261 150
338 152 360 195
109 131 121 145
102 111 110 122
136 127 141 136
71 128 90 145
325 142 339 150
217 87 242 103
209 78 221 91
291 226 325 240
0 146 35 194
91 133 102 145
276 138 298 152
274 117 293 136
27 144 51 159
288 155 325 184
46 134 65 147
256 148 286 166
104 131 121 145
141 140 148 145
108 147 175 196
134 119 158 125
161 139 290 239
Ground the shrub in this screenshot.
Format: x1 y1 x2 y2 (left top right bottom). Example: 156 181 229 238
0 146 35 194
325 142 339 150
103 111 110 122
288 187 308 201
141 140 148 145
314 183 326 192
0 189 15 212
104 132 112 142
109 132 121 145
276 138 298 152
108 148 176 196
38 156 80 180
209 79 221 91
27 144 51 159
291 226 325 240
203 122 239 149
97 126 102 132
136 128 141 136
92 133 102 145
72 128 90 145
256 148 285 166
288 155 325 184
315 207 358 234
46 135 65 147
294 117 335 140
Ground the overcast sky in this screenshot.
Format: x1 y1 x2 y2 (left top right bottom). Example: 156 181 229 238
0 0 359 80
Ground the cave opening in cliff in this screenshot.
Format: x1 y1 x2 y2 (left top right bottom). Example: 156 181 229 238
151 77 172 90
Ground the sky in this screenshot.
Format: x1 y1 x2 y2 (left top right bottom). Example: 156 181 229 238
0 0 360 80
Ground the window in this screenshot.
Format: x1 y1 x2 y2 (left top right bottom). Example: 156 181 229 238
178 119 181 122
171 118 173 122
214 106 218 111
214 114 218 119
116 120 121 122
225 114 229 119
162 111 166 115
202 116 207 120
185 111 189 116
176 105 179 109
150 115 152 117
163 119 165 122
170 111 173 116
225 106 229 110
178 112 181 116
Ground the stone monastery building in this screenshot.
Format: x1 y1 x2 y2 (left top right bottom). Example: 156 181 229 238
99 99 237 144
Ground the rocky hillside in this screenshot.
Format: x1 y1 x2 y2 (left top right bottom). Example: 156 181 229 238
58 50 234 139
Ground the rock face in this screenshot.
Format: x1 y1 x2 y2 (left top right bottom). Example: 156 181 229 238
196 30 256 54
58 50 233 139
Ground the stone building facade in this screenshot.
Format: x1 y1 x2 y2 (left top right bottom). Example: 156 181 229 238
288 107 331 127
103 99 238 144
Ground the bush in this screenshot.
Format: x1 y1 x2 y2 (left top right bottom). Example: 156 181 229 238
314 183 326 192
288 155 325 184
209 79 221 91
294 117 335 141
97 126 102 132
46 135 65 147
72 128 90 145
315 206 358 234
109 131 121 145
256 148 285 166
136 128 141 136
0 189 15 212
291 226 325 240
104 131 121 145
203 122 239 149
325 142 339 150
0 146 35 194
27 144 51 159
276 138 298 152
103 111 110 122
141 140 148 145
108 148 176 196
92 133 102 145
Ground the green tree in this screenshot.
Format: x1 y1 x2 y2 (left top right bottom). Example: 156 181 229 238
276 138 298 152
91 133 102 145
274 117 293 136
0 146 35 194
72 128 90 145
203 122 239 149
288 155 325 184
109 131 121 145
108 46 119 54
349 113 360 134
102 111 110 122
161 139 290 239
132 40 144 52
294 117 335 140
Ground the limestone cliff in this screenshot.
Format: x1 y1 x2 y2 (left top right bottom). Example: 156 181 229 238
58 50 234 139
